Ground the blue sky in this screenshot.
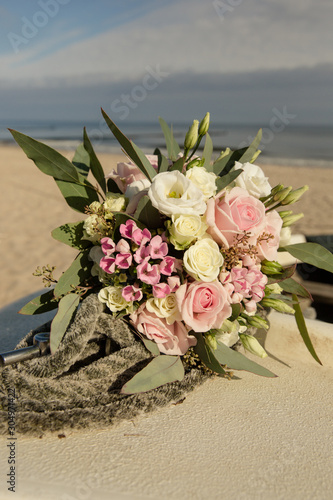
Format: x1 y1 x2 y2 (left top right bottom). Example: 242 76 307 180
0 0 333 125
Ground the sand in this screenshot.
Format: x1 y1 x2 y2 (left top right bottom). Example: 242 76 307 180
1 144 333 309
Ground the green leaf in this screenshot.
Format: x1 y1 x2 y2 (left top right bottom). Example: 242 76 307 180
237 129 262 164
9 129 80 183
292 294 322 365
54 178 99 213
202 133 214 171
121 355 184 394
72 143 90 178
213 150 235 176
158 117 181 161
279 278 312 300
51 222 91 251
134 195 162 229
170 156 185 172
106 177 122 194
19 290 58 315
193 334 226 374
283 242 333 274
215 169 243 191
142 338 160 356
266 265 296 284
54 251 92 298
83 127 107 193
214 341 277 377
230 303 242 321
50 293 80 354
101 109 156 181
155 149 170 173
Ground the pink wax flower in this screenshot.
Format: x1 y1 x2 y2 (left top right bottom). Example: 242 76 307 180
101 237 116 256
134 244 151 264
130 308 197 355
132 227 151 246
115 239 130 254
228 267 268 304
167 275 181 292
148 235 168 259
115 252 132 269
100 256 116 274
159 256 177 276
152 283 171 298
206 187 266 248
176 281 232 332
122 284 143 302
120 219 139 240
137 260 161 285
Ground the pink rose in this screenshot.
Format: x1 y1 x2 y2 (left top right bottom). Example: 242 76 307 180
176 281 232 332
256 210 282 261
131 309 196 355
206 187 266 248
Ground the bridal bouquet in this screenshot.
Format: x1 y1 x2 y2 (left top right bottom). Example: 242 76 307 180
10 110 333 393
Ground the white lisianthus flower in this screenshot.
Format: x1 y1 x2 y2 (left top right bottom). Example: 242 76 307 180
103 192 126 213
98 286 131 313
146 294 181 324
233 161 272 198
168 214 208 250
82 214 108 243
183 237 223 282
186 166 217 199
125 178 151 200
148 171 206 216
214 319 242 347
279 226 292 247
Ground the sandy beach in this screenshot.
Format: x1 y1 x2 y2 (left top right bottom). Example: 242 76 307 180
1 144 333 309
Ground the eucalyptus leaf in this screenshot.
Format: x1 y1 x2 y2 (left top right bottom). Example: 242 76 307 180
72 143 90 178
54 251 92 298
279 278 312 300
170 156 185 172
214 341 277 377
134 195 162 229
121 355 184 394
9 129 80 183
50 293 80 354
266 265 296 284
51 222 91 250
102 109 156 181
83 128 107 193
213 150 234 176
230 303 242 321
215 169 243 191
202 133 214 171
142 338 160 356
54 178 99 213
283 242 333 274
193 334 226 374
158 117 181 160
107 177 122 194
292 294 322 365
19 289 58 315
155 149 170 173
237 129 262 164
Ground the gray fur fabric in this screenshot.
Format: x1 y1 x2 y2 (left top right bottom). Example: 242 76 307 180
0 294 211 436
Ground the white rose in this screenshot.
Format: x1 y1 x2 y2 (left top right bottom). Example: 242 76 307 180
103 192 126 213
98 286 131 313
183 237 224 282
146 294 181 324
148 171 206 216
233 161 272 198
168 214 208 250
186 166 217 199
125 178 151 200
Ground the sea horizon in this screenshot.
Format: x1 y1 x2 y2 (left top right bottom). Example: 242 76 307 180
1 119 332 168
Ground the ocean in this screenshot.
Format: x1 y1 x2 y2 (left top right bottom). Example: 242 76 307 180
0 119 332 167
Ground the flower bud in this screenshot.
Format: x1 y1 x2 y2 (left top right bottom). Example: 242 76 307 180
261 298 295 314
243 314 269 330
184 119 199 150
282 213 304 227
216 147 231 161
273 186 292 202
260 259 284 275
280 185 309 206
205 332 217 351
279 210 293 219
239 334 268 358
198 112 210 136
270 184 284 196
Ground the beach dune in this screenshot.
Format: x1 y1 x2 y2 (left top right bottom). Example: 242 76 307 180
1 144 333 309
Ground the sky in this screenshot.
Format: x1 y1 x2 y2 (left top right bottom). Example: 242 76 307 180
0 0 333 126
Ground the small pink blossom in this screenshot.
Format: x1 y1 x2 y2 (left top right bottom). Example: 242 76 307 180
132 227 151 246
115 253 132 269
101 237 116 256
228 266 267 304
120 219 138 240
159 256 177 276
100 256 116 274
148 235 168 259
115 239 130 254
122 284 143 302
167 275 180 292
137 260 161 285
134 245 151 264
152 283 171 298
